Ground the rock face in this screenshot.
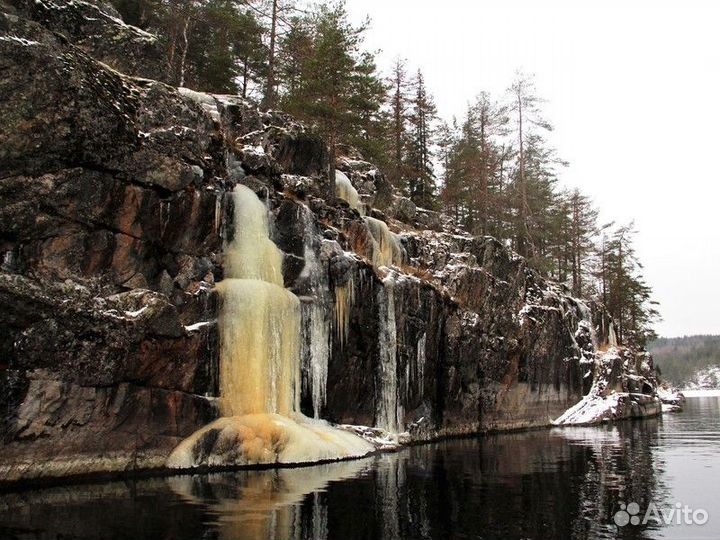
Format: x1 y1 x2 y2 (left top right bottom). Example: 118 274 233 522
0 2 661 484
2 0 166 80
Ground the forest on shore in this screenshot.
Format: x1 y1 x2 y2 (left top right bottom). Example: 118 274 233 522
112 0 660 345
649 336 720 386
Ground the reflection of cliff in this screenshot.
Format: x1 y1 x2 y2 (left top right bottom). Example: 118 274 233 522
316 423 664 540
0 459 371 540
0 478 213 540
0 421 664 540
560 421 664 539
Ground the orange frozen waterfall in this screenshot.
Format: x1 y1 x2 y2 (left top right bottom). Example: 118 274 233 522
167 185 374 468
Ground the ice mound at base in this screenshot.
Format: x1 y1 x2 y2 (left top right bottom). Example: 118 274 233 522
166 413 376 469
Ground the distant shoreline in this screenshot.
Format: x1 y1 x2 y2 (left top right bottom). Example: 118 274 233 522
681 389 720 397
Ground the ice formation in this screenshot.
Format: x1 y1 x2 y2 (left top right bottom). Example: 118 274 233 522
167 185 373 468
335 170 363 214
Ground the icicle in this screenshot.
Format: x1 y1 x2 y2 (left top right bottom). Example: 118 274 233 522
608 321 618 348
298 206 331 419
223 185 284 284
213 192 222 235
215 185 300 416
416 332 427 400
217 279 300 416
577 300 598 349
334 275 355 350
160 199 170 237
376 276 402 433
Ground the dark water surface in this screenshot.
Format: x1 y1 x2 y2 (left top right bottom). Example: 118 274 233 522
1 396 719 540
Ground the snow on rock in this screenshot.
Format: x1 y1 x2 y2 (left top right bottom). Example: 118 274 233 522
123 306 148 318
0 36 41 46
553 350 622 425
337 424 406 451
553 392 622 426
553 348 662 426
184 320 216 333
656 385 685 412
177 87 222 123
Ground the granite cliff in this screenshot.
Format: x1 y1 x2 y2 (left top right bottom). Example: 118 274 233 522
0 0 662 484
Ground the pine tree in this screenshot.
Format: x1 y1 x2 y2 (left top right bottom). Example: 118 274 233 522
191 1 266 94
567 188 599 297
262 0 280 108
277 15 313 95
507 73 553 258
112 0 267 94
438 118 463 221
245 0 299 108
467 92 508 236
346 50 389 166
280 2 385 199
443 108 481 225
508 132 565 271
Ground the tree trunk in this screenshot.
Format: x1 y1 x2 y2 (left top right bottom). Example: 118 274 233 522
517 92 528 256
328 132 337 205
242 55 249 98
262 0 279 109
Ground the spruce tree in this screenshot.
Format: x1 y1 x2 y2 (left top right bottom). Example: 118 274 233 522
387 57 411 189
406 70 438 209
598 223 659 346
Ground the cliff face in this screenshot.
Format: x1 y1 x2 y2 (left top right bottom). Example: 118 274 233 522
0 1 655 483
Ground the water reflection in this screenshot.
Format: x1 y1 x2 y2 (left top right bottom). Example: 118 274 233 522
2 400 718 540
167 459 373 540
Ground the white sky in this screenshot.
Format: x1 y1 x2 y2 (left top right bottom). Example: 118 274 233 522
346 0 720 338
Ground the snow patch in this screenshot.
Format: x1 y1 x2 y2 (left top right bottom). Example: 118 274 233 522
184 320 215 332
124 306 148 318
0 36 41 46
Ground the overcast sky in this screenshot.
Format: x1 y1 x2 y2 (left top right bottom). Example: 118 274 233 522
345 0 720 338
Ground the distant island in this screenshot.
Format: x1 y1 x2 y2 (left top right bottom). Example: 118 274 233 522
649 335 720 389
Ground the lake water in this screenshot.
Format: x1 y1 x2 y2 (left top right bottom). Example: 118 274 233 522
1 396 718 540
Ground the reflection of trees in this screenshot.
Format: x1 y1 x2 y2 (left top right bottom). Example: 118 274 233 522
561 420 664 539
